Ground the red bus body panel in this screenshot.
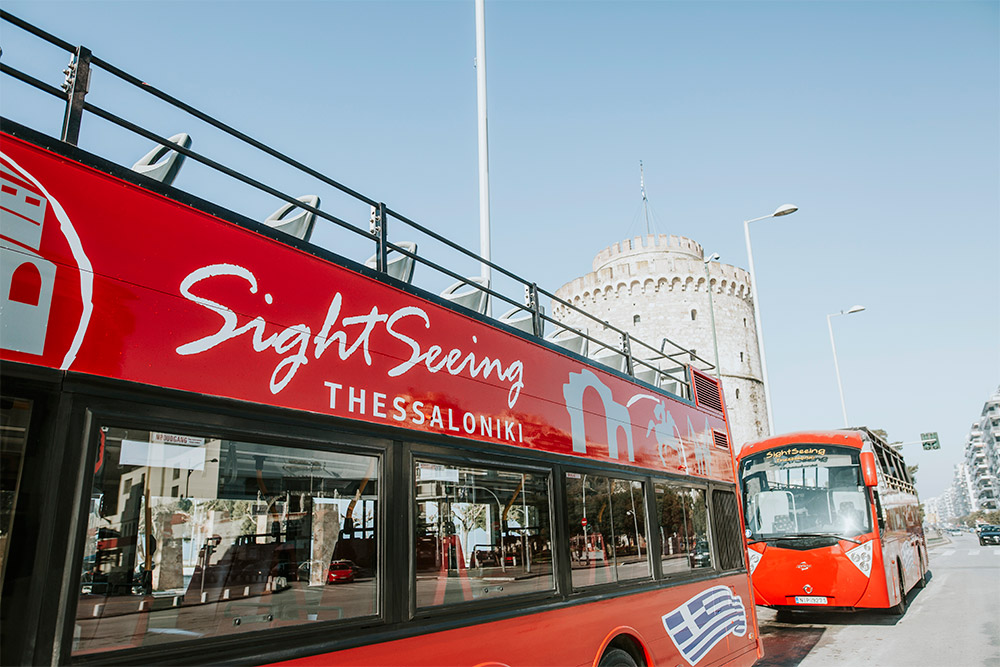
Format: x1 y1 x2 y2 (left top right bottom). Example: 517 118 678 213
274 575 759 667
0 131 735 482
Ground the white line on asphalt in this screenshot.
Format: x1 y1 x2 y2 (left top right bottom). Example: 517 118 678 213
968 550 980 556
941 550 955 556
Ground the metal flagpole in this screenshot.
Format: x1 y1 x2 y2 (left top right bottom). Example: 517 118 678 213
475 0 492 315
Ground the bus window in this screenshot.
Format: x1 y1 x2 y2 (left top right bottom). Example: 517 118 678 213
75 427 379 656
565 474 650 589
711 490 744 571
739 444 872 540
613 479 649 582
414 462 553 607
0 395 31 589
654 483 710 575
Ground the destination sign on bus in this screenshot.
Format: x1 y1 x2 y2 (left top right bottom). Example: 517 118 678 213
764 447 828 466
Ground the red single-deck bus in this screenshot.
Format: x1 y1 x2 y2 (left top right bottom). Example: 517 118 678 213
737 427 928 616
0 13 762 667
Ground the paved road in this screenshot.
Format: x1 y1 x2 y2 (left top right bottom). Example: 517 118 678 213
755 532 1000 667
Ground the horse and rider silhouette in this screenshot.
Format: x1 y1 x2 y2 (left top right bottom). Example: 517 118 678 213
646 402 712 475
647 402 687 471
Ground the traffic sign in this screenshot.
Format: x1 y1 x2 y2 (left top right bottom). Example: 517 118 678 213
921 432 940 450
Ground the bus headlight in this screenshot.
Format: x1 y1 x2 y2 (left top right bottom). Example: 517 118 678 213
845 541 873 578
747 548 762 575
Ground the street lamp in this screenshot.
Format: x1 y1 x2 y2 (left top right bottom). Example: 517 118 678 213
827 305 865 427
703 253 722 379
743 204 798 435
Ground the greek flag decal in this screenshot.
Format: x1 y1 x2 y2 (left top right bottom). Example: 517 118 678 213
662 585 747 665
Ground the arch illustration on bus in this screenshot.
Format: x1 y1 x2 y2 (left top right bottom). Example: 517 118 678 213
1 11 761 667
737 427 928 615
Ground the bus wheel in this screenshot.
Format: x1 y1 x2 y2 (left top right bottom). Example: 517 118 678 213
598 648 639 667
889 565 907 616
916 556 928 589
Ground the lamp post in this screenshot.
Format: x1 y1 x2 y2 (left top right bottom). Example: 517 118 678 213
827 305 865 427
703 253 722 379
743 204 798 435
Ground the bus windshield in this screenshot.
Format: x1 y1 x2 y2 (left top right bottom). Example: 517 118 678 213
739 444 871 541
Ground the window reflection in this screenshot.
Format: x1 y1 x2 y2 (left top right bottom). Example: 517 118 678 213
0 395 31 591
655 483 711 574
414 462 553 607
565 473 650 589
75 427 379 655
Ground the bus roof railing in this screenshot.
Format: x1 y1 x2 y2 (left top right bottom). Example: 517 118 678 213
0 10 714 399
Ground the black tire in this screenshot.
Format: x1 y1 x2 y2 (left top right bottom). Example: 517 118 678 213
598 648 639 667
915 556 927 589
889 565 907 616
775 609 796 623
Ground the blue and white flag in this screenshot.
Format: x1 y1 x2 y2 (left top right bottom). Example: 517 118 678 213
662 585 747 666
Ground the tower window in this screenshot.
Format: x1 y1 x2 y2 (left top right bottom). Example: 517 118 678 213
736 388 741 399
691 309 697 321
633 314 641 325
740 352 744 363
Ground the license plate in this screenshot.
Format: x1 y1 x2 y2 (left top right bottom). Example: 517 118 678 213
794 596 828 605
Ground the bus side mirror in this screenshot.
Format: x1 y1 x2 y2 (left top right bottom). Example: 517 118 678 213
861 452 879 487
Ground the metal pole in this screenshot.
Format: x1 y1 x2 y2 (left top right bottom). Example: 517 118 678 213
744 217 774 435
828 313 849 427
629 485 642 560
704 260 721 379
475 0 492 314
60 46 92 146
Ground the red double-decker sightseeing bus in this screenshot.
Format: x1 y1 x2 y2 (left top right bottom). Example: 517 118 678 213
737 428 928 616
0 12 761 667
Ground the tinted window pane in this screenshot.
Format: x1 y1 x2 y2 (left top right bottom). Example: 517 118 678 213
0 395 31 586
712 490 744 571
414 462 553 607
612 479 650 581
566 474 615 588
566 474 650 589
74 427 378 656
655 483 711 574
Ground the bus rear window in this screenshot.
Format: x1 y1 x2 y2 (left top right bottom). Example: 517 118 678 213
75 427 379 656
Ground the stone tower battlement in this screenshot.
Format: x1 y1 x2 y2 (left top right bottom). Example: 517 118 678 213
593 234 703 271
557 234 753 307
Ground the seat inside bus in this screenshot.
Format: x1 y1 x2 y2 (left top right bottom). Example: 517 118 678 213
831 490 867 530
755 490 797 534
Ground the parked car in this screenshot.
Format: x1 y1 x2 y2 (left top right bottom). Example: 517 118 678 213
326 559 357 584
688 539 712 569
978 525 1000 546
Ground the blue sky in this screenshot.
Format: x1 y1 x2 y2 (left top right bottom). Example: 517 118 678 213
2 1 997 499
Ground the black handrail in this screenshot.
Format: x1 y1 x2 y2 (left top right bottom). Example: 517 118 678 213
0 11 716 397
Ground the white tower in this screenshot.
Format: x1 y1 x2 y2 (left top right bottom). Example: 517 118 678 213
553 234 768 450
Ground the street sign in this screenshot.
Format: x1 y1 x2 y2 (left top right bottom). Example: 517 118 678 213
921 432 940 450
581 518 588 527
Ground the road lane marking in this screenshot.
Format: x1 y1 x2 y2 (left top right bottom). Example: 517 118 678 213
968 550 980 556
941 550 955 556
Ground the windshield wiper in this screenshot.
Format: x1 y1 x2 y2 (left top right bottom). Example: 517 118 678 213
764 532 862 545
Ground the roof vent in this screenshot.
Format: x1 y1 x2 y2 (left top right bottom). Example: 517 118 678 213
691 369 723 414
713 430 730 449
